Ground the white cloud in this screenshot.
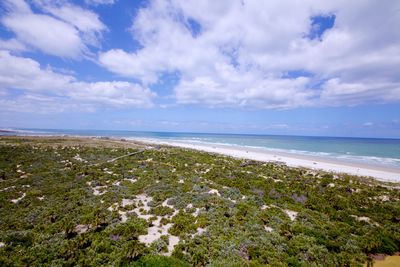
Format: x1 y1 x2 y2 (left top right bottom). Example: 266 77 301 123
99 0 400 109
0 93 96 114
0 51 156 112
1 0 106 58
85 0 115 5
175 65 314 109
320 78 400 106
36 1 107 47
363 122 374 127
0 38 27 52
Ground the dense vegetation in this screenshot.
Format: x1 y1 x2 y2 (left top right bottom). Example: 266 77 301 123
0 136 399 266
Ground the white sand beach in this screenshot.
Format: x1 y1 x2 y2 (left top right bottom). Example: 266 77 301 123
131 138 400 183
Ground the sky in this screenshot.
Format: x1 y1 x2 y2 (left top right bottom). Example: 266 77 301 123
0 0 399 138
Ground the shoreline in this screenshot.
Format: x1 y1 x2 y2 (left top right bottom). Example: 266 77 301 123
128 138 400 183
1 134 399 182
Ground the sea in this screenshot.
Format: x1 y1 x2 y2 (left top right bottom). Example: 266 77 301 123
1 128 400 169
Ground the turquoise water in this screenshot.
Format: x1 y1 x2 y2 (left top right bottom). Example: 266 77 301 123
1 128 400 168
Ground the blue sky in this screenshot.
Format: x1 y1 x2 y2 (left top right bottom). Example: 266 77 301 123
0 0 399 138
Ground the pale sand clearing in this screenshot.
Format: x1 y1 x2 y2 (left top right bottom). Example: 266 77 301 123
115 194 181 255
0 186 16 192
208 189 221 196
107 202 119 212
11 192 26 203
284 209 298 221
191 227 206 238
92 186 108 195
130 196 180 255
377 195 390 201
163 235 180 256
0 242 5 247
112 181 121 186
74 224 90 234
351 215 380 226
130 138 400 182
264 226 274 232
123 178 137 183
185 203 201 216
371 256 400 267
73 154 86 162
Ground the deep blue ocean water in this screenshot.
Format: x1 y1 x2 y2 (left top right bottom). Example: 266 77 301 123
1 128 400 168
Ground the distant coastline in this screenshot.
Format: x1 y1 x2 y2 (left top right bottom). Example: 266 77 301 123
1 133 399 183
1 128 399 181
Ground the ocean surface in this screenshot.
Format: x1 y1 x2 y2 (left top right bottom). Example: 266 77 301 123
1 128 400 169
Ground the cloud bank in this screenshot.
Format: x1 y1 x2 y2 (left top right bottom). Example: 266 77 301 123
99 0 400 109
1 0 106 58
0 51 155 113
0 0 399 116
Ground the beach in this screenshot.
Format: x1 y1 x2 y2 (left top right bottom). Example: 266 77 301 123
131 138 400 183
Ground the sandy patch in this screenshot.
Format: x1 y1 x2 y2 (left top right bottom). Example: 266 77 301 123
73 154 86 162
136 196 180 255
118 211 129 223
377 195 390 201
92 186 108 195
264 226 274 232
11 192 26 203
0 242 5 247
105 194 181 255
74 224 90 234
0 186 16 192
208 189 221 197
139 220 172 245
185 203 202 217
139 219 181 256
103 168 114 175
201 168 211 174
191 227 206 237
37 196 45 200
351 215 380 226
165 236 180 256
107 202 119 212
192 208 201 217
284 209 298 221
124 178 137 183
